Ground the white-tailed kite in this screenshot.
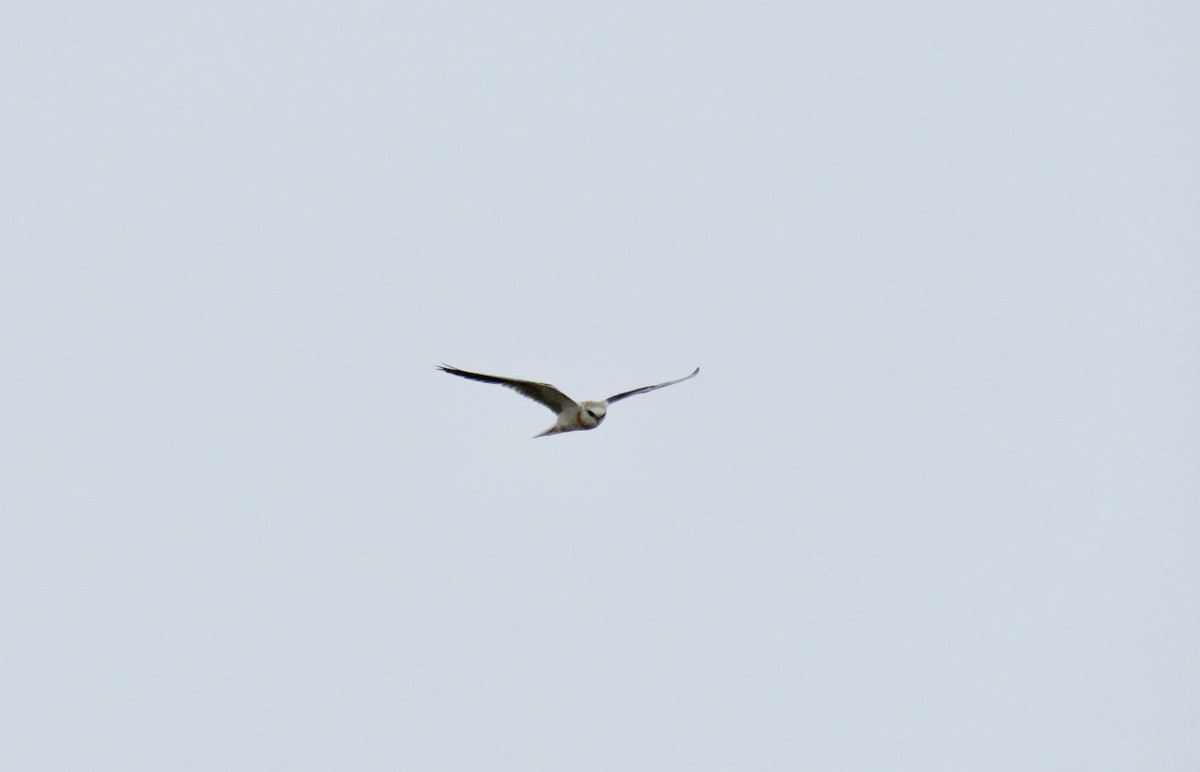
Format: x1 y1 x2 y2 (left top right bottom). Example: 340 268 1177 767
438 365 700 437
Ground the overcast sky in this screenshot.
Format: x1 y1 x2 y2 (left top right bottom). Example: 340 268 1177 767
3 2 1198 770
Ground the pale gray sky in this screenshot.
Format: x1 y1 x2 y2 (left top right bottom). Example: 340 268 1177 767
3 2 1198 770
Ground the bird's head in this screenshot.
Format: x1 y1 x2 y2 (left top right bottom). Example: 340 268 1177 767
580 401 607 428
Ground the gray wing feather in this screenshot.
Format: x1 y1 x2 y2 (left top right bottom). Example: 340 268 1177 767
438 365 578 414
606 367 700 404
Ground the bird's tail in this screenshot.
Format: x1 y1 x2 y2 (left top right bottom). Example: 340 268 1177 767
534 425 563 438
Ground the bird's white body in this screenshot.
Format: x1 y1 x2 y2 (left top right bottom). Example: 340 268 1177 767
537 399 608 437
437 366 699 437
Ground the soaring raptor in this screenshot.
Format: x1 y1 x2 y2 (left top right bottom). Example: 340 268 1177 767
438 365 700 437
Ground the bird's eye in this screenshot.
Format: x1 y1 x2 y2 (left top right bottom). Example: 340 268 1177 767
587 410 597 418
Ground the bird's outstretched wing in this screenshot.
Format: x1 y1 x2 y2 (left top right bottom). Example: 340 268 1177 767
606 367 700 404
438 365 578 414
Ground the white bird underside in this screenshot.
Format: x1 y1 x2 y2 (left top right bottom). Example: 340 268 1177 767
438 365 700 437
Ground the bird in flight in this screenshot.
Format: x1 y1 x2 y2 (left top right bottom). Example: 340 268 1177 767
438 365 700 437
